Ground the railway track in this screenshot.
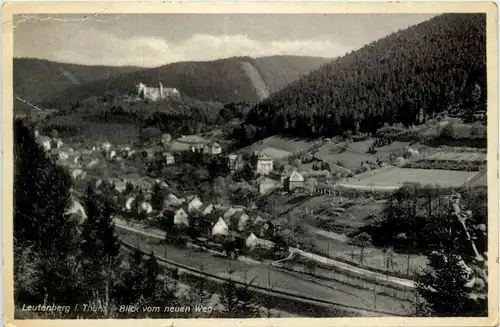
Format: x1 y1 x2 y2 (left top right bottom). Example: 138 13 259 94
119 239 408 317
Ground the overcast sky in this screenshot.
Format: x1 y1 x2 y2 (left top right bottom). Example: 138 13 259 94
14 13 437 67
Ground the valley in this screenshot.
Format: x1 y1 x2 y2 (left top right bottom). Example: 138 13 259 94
13 12 490 319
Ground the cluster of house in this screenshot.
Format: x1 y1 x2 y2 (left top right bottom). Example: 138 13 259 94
122 192 279 249
187 142 222 156
34 128 180 182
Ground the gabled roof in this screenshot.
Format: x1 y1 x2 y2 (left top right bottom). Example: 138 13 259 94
257 152 272 160
223 207 242 219
288 170 305 182
202 211 223 224
163 206 186 215
231 210 248 220
198 202 213 212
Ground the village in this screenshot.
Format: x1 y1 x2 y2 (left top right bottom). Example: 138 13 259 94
32 93 487 277
11 10 494 320
34 122 315 259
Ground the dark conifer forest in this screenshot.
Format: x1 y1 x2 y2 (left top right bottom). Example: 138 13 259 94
245 14 486 139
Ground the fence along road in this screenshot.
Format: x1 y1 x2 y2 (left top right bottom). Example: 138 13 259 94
114 221 410 317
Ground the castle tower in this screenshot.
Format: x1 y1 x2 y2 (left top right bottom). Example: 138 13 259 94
137 82 146 99
159 82 164 98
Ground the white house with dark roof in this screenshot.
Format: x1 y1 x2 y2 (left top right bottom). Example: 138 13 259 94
245 232 274 249
285 170 305 192
163 152 175 165
212 217 229 236
204 142 222 155
255 152 273 175
187 196 203 213
163 207 189 227
245 232 259 248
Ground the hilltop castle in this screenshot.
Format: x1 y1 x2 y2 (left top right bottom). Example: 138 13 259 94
136 82 181 102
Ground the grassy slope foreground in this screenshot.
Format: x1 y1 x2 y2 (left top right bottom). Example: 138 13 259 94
246 14 487 138
35 55 332 109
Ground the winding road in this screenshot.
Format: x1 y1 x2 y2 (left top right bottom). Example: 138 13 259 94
113 219 411 316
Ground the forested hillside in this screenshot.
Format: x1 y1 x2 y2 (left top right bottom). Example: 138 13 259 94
245 14 487 139
13 58 141 112
36 55 331 109
251 55 332 94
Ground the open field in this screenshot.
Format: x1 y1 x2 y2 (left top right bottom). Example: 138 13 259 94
467 170 488 188
447 122 487 138
313 139 404 171
420 120 452 137
374 141 411 155
269 194 425 278
344 139 375 153
418 119 485 138
238 136 319 159
420 150 487 162
311 231 428 277
339 167 479 189
169 134 212 152
258 146 294 160
314 150 378 171
313 203 385 235
291 159 349 175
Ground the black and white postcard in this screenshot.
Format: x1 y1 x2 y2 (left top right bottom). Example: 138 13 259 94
2 2 498 327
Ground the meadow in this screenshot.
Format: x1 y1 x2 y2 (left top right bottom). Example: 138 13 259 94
342 167 479 189
238 136 319 159
313 139 409 171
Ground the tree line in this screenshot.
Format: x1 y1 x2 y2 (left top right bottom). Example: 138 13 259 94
358 183 488 317
44 92 251 141
243 14 486 141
